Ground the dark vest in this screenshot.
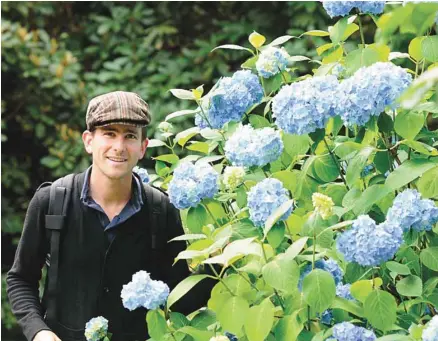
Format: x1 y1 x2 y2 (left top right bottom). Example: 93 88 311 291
43 173 162 341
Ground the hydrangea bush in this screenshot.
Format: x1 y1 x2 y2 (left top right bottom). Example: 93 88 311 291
90 2 438 341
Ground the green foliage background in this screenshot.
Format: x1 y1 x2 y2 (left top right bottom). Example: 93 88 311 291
0 1 420 337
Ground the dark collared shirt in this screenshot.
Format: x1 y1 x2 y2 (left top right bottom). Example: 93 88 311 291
80 166 144 241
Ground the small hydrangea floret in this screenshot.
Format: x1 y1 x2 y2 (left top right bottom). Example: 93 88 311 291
272 75 339 135
322 1 385 18
312 192 335 219
331 322 376 341
121 271 169 311
256 46 290 78
423 315 438 341
195 70 263 129
84 316 109 341
247 178 292 227
336 215 403 266
168 162 219 209
298 258 343 290
223 166 246 190
133 166 149 184
224 124 283 168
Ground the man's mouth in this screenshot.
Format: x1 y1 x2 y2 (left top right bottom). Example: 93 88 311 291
107 157 128 163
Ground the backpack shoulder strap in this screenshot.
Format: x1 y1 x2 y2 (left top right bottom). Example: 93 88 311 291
44 173 75 326
143 183 168 276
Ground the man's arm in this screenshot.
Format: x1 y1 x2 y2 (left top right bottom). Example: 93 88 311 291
6 187 53 341
163 199 216 315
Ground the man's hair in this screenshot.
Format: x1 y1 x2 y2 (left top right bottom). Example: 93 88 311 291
89 126 148 141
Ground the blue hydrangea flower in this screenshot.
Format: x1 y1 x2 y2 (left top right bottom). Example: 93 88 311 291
337 62 412 126
272 75 339 135
336 215 403 266
247 178 292 227
298 258 343 290
256 46 290 78
84 316 108 341
361 164 374 177
336 283 355 301
121 270 169 311
168 162 219 209
320 309 333 325
322 1 356 17
224 124 283 168
195 70 263 129
332 322 376 341
224 332 238 341
387 189 438 232
356 1 385 15
423 315 438 341
133 166 149 183
332 64 346 78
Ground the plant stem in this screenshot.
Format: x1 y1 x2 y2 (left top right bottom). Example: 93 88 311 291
203 203 220 229
357 15 366 46
230 264 260 292
207 264 234 296
323 137 349 188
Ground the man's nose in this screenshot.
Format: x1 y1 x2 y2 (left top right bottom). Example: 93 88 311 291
112 136 126 151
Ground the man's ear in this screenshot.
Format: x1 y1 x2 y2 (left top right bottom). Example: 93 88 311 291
139 138 149 159
82 130 94 155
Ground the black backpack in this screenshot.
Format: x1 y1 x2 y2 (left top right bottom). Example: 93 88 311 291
42 173 168 325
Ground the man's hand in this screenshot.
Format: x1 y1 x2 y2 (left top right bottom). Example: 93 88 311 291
34 330 62 341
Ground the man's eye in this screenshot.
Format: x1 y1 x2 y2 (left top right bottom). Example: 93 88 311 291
104 132 115 137
127 134 138 139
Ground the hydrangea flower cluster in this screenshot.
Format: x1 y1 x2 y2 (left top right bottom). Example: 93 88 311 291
361 164 374 178
195 70 263 129
121 271 169 311
320 310 333 325
312 192 335 220
168 162 219 209
256 46 290 78
223 166 245 190
423 315 438 341
336 215 403 266
247 178 292 227
387 189 438 232
133 166 149 183
272 75 339 135
327 322 376 341
224 124 283 168
337 62 412 126
298 258 343 290
84 316 109 341
336 283 355 301
322 1 385 18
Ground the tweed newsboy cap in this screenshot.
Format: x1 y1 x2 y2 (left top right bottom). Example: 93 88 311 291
86 91 151 130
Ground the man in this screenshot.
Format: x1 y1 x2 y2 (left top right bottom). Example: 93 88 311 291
7 91 209 341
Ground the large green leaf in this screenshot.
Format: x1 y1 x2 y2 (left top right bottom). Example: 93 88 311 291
417 166 438 198
396 275 423 297
394 110 424 140
274 310 304 341
364 290 397 332
282 133 310 159
167 275 211 309
345 47 380 75
244 299 275 341
217 296 250 334
311 154 340 183
351 184 391 215
346 146 375 186
329 17 348 44
385 159 436 191
146 310 168 341
302 269 336 313
177 326 214 341
262 252 300 293
386 261 411 275
264 199 294 237
420 247 438 271
187 205 211 233
272 170 298 192
421 35 438 62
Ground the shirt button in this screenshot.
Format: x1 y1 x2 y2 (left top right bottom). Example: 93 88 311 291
104 287 110 293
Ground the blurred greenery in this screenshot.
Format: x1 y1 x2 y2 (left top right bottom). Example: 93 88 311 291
0 1 422 335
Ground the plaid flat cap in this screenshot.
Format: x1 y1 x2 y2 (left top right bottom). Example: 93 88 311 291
86 91 151 130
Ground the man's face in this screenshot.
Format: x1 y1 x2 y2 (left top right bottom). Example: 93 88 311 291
82 124 148 181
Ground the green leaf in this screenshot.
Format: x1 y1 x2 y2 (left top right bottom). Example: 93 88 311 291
422 35 438 62
376 335 414 341
352 184 392 215
420 247 438 271
341 23 359 41
262 253 300 293
267 223 285 249
346 146 375 186
267 35 297 47
302 30 330 37
165 109 199 122
272 170 298 193
322 46 343 64
242 55 258 69
394 110 424 140
146 310 168 341
186 205 212 233
169 89 196 100
211 44 253 54
175 127 200 147
170 312 190 329
274 310 304 341
167 275 210 309
282 133 310 159
409 36 426 61
364 290 397 332
316 43 334 56
401 140 438 156
148 139 167 148
312 154 340 183
417 166 438 198
244 299 275 341
177 326 214 341
345 47 380 75
329 17 348 44
203 237 261 267
217 296 250 334
331 297 364 317
190 310 216 330
396 275 423 297
302 269 336 313
186 141 209 154
249 115 270 128
350 280 375 303
231 219 262 240
386 261 411 275
264 199 294 237
153 154 179 164
385 159 436 191
284 237 309 260
169 234 206 242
